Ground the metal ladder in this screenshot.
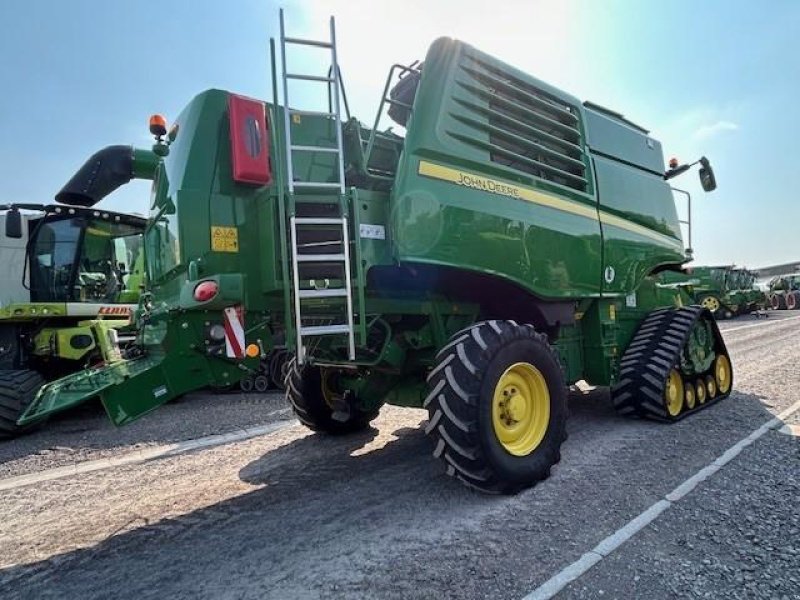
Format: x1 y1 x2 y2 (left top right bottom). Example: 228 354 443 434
279 9 355 364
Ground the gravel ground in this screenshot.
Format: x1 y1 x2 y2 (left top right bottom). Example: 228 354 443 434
564 428 799 599
0 313 797 599
0 390 289 478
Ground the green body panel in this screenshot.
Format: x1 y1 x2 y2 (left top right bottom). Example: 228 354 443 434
391 39 685 300
38 35 712 425
0 302 69 320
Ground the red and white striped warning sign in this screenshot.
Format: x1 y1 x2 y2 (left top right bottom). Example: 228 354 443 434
223 305 245 359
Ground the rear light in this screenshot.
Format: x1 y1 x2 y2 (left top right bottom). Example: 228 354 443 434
228 94 272 185
193 281 219 302
207 324 226 342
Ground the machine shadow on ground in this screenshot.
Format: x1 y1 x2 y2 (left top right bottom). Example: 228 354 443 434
0 391 289 470
0 383 785 600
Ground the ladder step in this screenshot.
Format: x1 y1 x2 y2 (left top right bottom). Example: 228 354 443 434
295 217 345 225
283 36 333 49
292 182 342 189
296 253 346 262
286 73 334 83
298 288 349 299
300 324 351 336
290 145 339 153
289 109 336 118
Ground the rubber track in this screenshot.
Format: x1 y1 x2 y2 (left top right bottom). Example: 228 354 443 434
612 306 732 422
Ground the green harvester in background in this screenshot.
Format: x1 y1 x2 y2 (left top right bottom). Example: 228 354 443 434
0 198 147 437
662 265 765 319
22 11 734 493
727 268 766 314
767 273 800 310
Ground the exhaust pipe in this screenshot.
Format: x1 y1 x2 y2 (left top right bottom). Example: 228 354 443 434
55 145 138 207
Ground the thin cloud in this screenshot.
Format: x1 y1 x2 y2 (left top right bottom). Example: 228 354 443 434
693 120 739 141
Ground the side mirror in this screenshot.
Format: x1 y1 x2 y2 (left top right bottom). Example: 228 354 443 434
698 157 717 192
5 208 23 239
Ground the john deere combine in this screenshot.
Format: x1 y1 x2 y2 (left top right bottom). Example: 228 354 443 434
662 265 764 318
0 201 146 437
727 268 766 314
25 13 732 492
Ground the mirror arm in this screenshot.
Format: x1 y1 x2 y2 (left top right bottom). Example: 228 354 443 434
663 164 690 180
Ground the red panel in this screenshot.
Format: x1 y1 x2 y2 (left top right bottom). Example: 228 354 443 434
228 94 272 185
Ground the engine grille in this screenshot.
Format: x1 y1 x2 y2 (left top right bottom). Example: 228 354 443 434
449 52 588 193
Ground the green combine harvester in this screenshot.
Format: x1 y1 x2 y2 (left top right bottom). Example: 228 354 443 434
768 273 800 310
0 202 146 437
662 265 764 318
727 268 766 314
23 13 732 492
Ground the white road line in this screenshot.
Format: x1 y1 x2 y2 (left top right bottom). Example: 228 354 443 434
721 313 800 333
0 410 293 492
522 398 800 600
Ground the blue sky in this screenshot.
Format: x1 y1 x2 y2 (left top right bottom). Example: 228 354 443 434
1 0 797 269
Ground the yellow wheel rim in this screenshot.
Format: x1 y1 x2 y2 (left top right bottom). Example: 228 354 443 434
701 296 720 312
320 369 338 409
664 369 684 417
714 355 732 394
492 362 550 456
696 380 707 404
706 375 717 399
685 384 696 410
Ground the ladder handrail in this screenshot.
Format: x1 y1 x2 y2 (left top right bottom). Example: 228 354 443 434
327 64 351 121
279 10 296 195
364 63 421 172
328 15 346 196
270 36 295 354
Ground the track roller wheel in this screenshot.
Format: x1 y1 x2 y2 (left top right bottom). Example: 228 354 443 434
695 379 707 405
239 377 254 393
684 384 696 410
705 375 718 400
699 295 721 315
253 375 270 393
664 369 684 417
714 355 732 395
0 370 47 439
286 359 378 434
424 320 567 494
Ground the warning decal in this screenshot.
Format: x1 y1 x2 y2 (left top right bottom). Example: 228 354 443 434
223 305 245 359
211 226 239 253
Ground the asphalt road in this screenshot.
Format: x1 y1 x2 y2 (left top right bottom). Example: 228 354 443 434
0 311 798 599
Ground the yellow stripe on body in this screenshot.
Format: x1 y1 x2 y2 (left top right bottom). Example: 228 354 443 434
417 160 682 249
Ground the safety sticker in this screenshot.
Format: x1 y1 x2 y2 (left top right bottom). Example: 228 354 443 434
359 223 385 240
211 226 239 253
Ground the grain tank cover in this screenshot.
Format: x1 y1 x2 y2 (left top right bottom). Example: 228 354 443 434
583 102 664 175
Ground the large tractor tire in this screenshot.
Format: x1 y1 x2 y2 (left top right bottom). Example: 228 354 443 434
286 359 379 434
424 320 568 494
786 291 799 310
0 370 46 439
269 350 289 391
771 293 786 310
